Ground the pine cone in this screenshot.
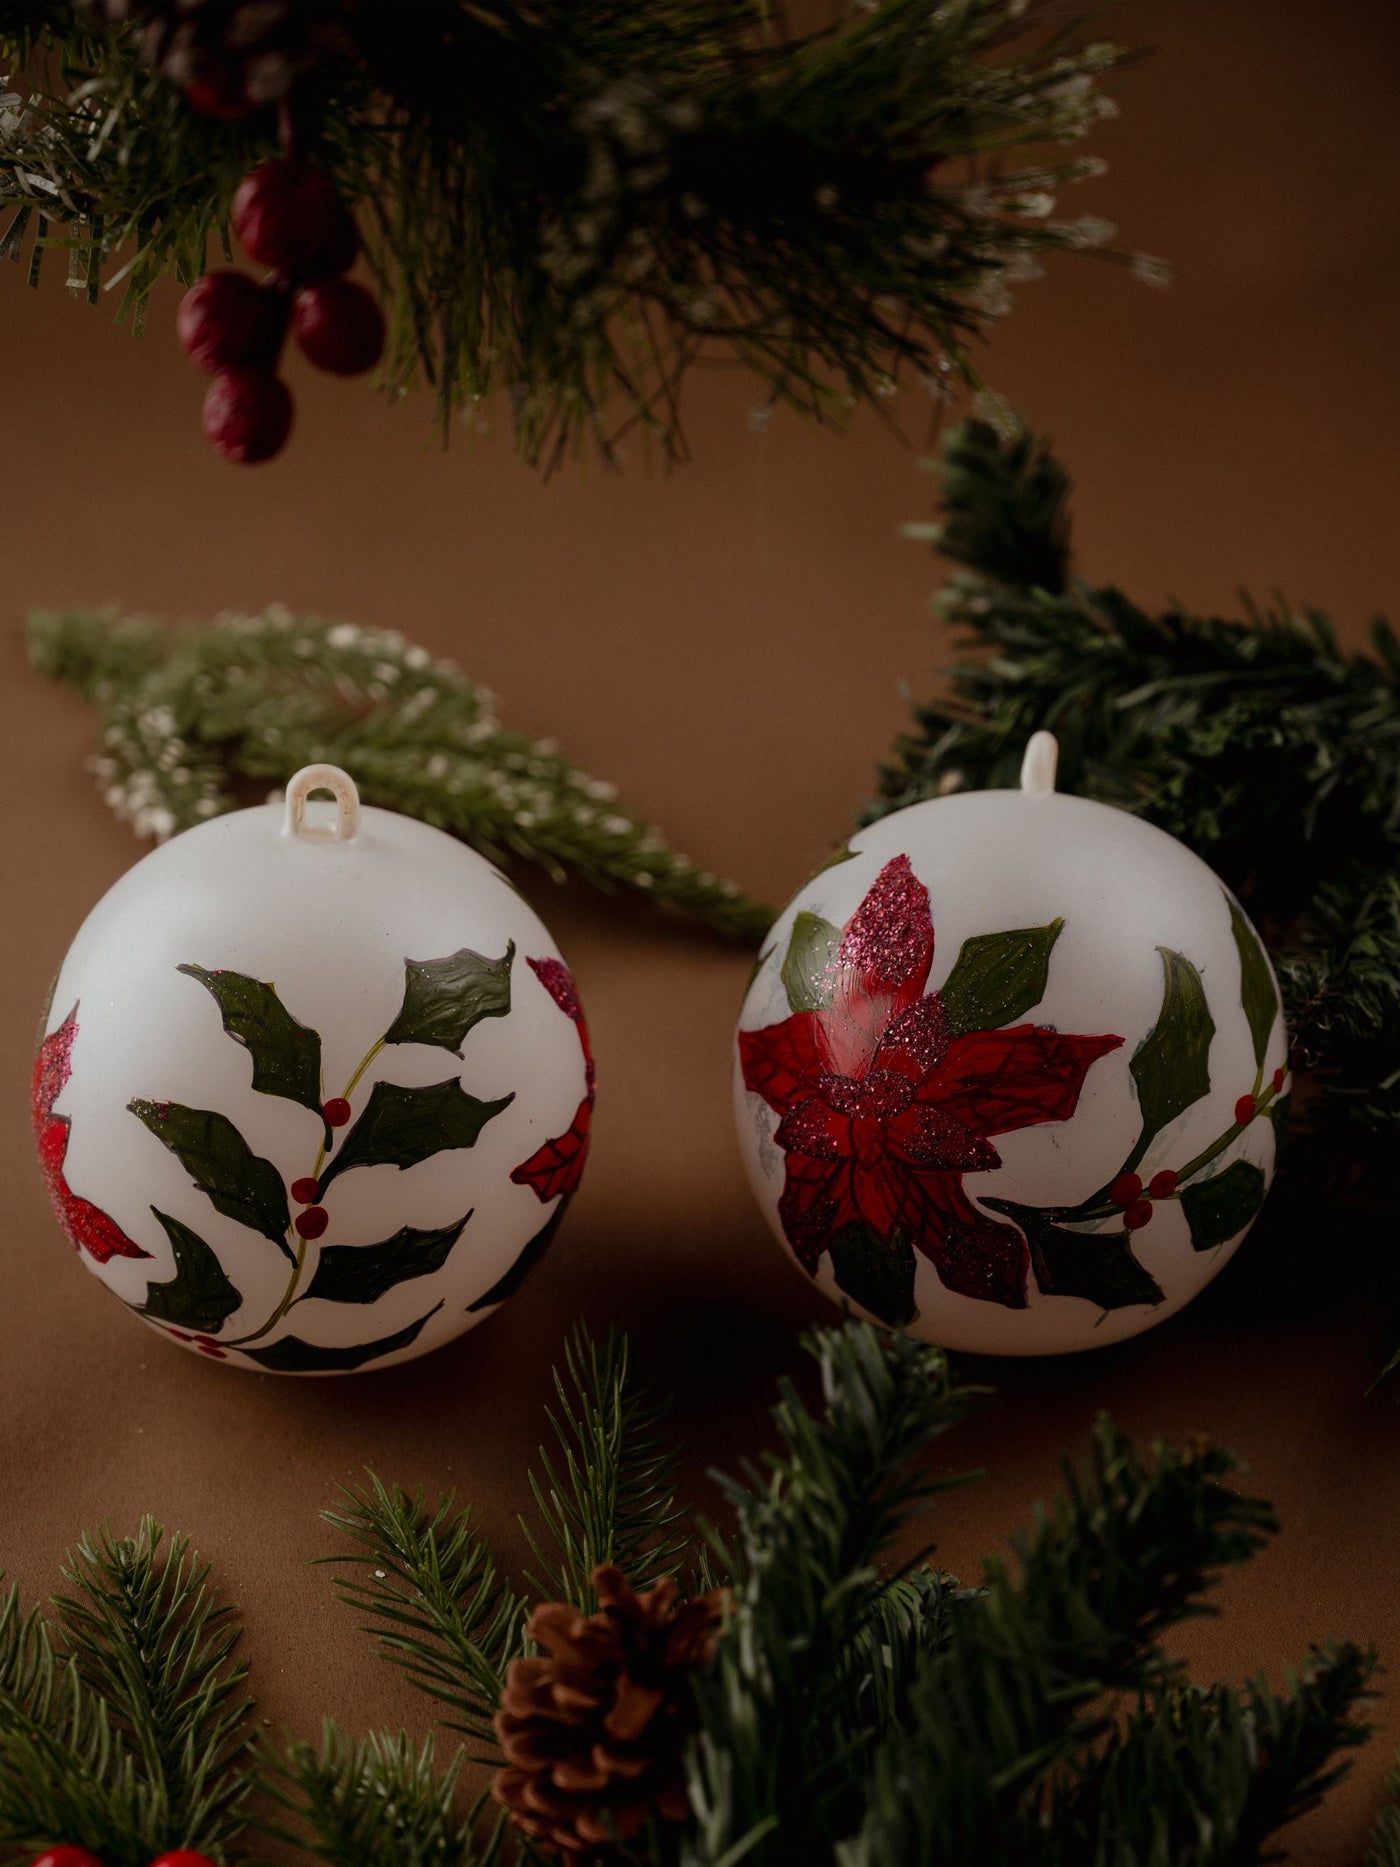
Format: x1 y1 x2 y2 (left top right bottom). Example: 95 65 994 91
493 1565 724 1857
81 1 358 114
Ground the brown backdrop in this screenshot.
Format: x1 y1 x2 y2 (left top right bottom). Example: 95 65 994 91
4 3 1400 1857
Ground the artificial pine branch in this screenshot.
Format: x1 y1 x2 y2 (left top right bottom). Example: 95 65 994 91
873 418 1400 1166
0 2 1142 465
27 605 769 942
521 1323 691 1611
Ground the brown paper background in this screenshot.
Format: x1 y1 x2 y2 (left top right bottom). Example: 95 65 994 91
4 2 1400 1855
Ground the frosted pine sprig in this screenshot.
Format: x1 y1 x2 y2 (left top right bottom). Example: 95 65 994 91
28 605 770 942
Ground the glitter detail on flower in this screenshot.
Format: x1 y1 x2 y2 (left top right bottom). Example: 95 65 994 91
739 857 1121 1310
511 957 595 1203
33 1005 151 1264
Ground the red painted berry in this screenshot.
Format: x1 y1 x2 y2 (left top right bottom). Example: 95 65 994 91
295 1206 329 1240
1109 1172 1143 1208
323 1097 352 1127
177 270 285 373
232 160 358 282
1235 1094 1258 1126
184 72 254 119
150 1853 219 1867
293 279 385 376
290 1176 321 1205
1148 1169 1179 1199
30 1847 105 1867
1124 1199 1154 1231
195 1342 228 1359
202 369 293 464
1273 1066 1286 1093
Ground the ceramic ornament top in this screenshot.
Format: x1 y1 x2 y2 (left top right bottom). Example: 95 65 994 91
33 765 594 1374
733 733 1288 1356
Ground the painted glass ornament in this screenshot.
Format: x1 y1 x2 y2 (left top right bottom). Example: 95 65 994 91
733 734 1287 1356
33 766 593 1375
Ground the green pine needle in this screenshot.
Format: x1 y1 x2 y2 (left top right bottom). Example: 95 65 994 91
26 605 771 943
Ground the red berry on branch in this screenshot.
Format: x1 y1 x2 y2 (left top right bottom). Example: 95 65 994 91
290 1176 321 1205
177 271 285 373
293 279 385 375
232 160 358 282
30 1848 106 1867
323 1097 352 1127
1235 1094 1258 1126
1272 1066 1286 1093
295 1206 329 1240
1148 1169 1178 1199
202 369 293 464
1109 1172 1143 1208
1124 1199 1154 1231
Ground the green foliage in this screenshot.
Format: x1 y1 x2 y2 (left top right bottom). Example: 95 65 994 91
27 604 769 941
0 1518 251 1865
0 2 1137 465
1368 1763 1400 1867
872 417 1400 1164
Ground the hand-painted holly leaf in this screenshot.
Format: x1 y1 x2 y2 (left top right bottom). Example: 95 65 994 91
300 1213 471 1306
1227 895 1278 1068
318 1079 514 1191
128 1100 292 1256
828 1224 918 1327
383 943 514 1055
240 1302 444 1373
1270 1091 1291 1153
178 965 324 1124
805 842 857 881
781 911 841 1013
1130 948 1215 1146
467 1202 569 1312
140 1209 241 1333
1180 1159 1267 1251
989 1199 1164 1311
941 919 1064 1037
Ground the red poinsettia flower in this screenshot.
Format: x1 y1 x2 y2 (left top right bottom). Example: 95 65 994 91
511 957 595 1204
33 1005 150 1264
739 857 1120 1309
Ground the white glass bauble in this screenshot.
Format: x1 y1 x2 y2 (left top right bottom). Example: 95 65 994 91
733 735 1287 1356
34 766 593 1374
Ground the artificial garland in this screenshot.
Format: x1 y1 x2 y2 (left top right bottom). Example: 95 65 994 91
0 1 1149 466
875 417 1400 1184
26 605 769 943
0 1319 1381 1865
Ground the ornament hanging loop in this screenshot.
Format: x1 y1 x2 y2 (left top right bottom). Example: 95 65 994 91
1020 731 1059 796
283 763 360 843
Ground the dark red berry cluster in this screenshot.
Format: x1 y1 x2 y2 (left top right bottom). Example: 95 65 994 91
178 159 384 464
1109 1168 1179 1232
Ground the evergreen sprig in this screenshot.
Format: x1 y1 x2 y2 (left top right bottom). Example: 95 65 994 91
872 417 1400 1166
0 1518 251 1866
26 604 769 942
0 2 1143 466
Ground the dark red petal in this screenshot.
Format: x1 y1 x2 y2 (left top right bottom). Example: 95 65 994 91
875 994 951 1080
738 1011 827 1113
32 1005 78 1127
775 1096 851 1162
61 1191 151 1264
883 1101 1001 1173
837 855 935 1006
510 1095 593 1203
778 1155 859 1270
925 1025 1123 1138
528 954 583 1022
911 1177 1029 1308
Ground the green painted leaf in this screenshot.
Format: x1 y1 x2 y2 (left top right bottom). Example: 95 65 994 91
128 1100 292 1256
300 1213 471 1306
988 1199 1164 1311
941 919 1064 1037
828 1224 918 1327
140 1209 241 1333
318 1078 514 1191
1180 1159 1267 1251
467 1202 569 1312
178 965 323 1122
1130 948 1216 1145
781 911 841 1013
806 842 857 881
240 1302 444 1373
1226 895 1278 1068
384 943 514 1055
1269 1091 1291 1154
